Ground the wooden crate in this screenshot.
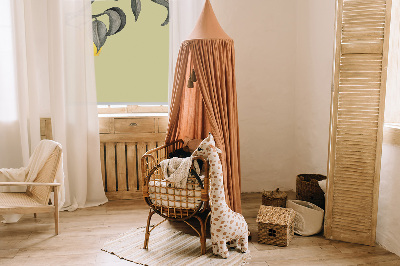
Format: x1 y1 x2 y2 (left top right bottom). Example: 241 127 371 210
40 116 169 200
40 118 53 140
99 115 168 200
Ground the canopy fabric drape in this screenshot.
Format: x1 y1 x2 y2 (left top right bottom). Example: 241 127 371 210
166 38 242 212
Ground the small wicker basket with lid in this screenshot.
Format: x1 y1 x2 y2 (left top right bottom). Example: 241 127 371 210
262 188 287 208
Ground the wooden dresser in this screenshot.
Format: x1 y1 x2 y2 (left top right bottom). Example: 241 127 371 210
99 115 168 200
41 114 168 200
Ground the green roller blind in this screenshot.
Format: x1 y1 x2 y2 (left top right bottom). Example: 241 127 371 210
92 0 169 104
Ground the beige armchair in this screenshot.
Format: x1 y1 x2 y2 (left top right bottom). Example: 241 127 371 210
0 145 62 234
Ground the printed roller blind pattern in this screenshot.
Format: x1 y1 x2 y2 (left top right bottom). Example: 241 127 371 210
325 0 392 245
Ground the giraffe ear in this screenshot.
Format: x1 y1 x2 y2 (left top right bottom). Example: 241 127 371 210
211 144 222 154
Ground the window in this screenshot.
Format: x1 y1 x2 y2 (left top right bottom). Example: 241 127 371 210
97 104 168 115
92 0 169 105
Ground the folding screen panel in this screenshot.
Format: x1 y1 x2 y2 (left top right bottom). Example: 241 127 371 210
325 0 392 245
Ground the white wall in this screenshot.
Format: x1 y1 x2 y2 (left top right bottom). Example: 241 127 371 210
212 0 335 192
294 1 335 177
376 2 400 256
212 0 400 254
377 142 400 256
212 1 400 255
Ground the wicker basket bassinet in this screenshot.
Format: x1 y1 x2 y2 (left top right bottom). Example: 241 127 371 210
141 140 210 255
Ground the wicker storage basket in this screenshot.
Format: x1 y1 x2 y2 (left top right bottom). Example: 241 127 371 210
262 188 287 208
256 205 296 247
296 174 326 210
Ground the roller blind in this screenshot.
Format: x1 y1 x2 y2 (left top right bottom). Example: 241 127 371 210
325 0 392 245
92 0 169 104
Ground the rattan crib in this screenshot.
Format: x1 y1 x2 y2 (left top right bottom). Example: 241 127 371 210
141 140 210 254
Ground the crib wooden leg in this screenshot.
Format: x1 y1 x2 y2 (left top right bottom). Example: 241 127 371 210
193 214 208 255
144 209 155 249
199 217 206 255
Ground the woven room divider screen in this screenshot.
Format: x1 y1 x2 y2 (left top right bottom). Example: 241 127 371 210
325 0 392 245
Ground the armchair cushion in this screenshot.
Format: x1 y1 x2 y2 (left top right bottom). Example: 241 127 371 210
0 193 42 208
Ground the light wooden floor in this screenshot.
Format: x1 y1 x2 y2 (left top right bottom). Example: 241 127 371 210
1 193 399 266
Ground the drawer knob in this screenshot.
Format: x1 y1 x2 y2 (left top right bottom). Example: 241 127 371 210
129 123 138 127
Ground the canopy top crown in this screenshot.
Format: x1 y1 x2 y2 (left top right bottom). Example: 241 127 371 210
188 0 231 40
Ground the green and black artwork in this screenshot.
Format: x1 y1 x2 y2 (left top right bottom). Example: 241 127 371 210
92 0 169 56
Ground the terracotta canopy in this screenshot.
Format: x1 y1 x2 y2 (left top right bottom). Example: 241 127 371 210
166 0 242 212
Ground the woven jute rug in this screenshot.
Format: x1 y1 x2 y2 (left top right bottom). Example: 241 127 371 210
102 226 250 265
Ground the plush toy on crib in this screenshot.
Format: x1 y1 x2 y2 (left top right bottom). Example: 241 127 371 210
192 133 249 258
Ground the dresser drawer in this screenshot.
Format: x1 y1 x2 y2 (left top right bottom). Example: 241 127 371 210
99 117 114 134
114 118 155 133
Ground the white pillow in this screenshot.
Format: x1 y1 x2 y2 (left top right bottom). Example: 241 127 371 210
318 179 327 194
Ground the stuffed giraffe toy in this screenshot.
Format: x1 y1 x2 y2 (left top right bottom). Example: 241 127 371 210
192 134 248 258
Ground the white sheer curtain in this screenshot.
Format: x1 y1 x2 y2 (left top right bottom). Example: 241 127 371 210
0 0 107 211
0 0 24 169
168 0 204 103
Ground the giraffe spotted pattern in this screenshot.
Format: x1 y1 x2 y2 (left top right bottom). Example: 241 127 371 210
192 134 249 259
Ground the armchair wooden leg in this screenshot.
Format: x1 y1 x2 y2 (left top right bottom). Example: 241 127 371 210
144 209 155 249
54 186 59 235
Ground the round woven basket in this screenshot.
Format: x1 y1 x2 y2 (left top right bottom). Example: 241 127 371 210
295 174 326 210
287 200 324 236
